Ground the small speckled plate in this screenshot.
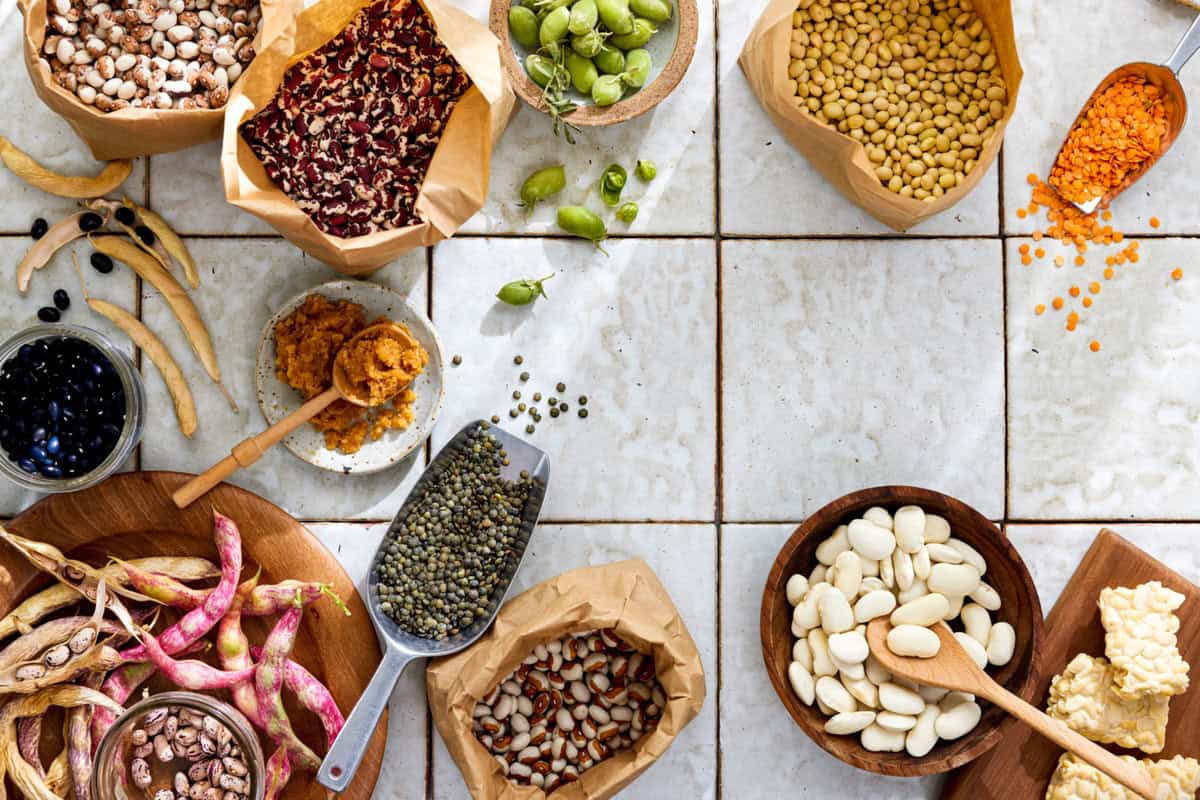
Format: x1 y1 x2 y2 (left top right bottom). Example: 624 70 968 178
255 280 443 475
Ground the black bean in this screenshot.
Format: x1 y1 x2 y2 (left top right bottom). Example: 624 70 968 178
30 218 48 240
135 225 156 245
78 213 104 232
37 307 61 323
115 207 136 226
53 290 70 311
90 252 114 274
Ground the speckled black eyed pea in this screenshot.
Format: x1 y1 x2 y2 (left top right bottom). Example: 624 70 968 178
508 6 539 49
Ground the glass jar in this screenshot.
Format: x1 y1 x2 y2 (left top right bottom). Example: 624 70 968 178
92 691 266 800
0 324 144 493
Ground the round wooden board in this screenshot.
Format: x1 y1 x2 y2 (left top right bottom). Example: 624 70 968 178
5 471 386 799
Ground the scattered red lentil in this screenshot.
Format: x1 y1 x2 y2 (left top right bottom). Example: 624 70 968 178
1052 297 1064 310
1149 217 1161 228
1172 268 1183 280
1089 282 1101 294
1017 208 1028 219
1035 248 1046 259
1035 304 1046 315
1069 286 1081 297
1074 255 1086 266
1089 341 1101 352
1082 297 1093 308
1054 255 1065 267
1019 244 1030 255
1021 254 1032 266
1104 267 1114 280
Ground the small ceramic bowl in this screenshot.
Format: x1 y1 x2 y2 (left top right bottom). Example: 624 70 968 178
760 485 1043 777
255 280 443 475
490 0 698 126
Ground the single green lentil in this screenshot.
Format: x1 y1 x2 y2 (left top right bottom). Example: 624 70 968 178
556 382 566 392
514 355 524 365
520 372 530 381
491 415 500 424
513 390 521 400
532 392 542 402
518 403 527 412
559 403 568 412
578 395 588 405
550 408 560 418
452 354 462 366
526 424 536 434
549 397 558 406
578 408 589 418
510 409 519 418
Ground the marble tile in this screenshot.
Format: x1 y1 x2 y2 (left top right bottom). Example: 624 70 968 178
1001 0 1200 236
307 523 428 800
453 0 716 236
720 524 942 799
716 0 999 236
149 140 279 236
0 237 138 516
1007 237 1200 519
429 237 717 521
1006 523 1200 615
0 13 148 233
721 238 1005 521
139 238 431 519
432 523 717 800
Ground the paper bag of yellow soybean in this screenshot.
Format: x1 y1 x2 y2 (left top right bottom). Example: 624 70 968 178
739 0 1023 231
427 560 706 800
221 0 515 275
18 0 297 160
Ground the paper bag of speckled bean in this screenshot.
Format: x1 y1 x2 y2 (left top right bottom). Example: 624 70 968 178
427 560 706 800
18 0 297 160
738 0 1022 231
221 0 515 275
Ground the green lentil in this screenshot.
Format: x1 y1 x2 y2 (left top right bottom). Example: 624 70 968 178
509 409 519 418
556 382 566 392
520 372 530 381
514 355 524 365
526 424 536 434
550 408 560 418
532 392 542 402
549 397 558 406
578 408 589 418
491 415 500 424
452 355 462 366
513 390 522 400
578 396 588 405
518 403 527 412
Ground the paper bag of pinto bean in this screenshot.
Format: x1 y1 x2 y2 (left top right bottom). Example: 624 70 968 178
221 0 516 275
738 0 1023 231
427 559 706 800
18 0 297 160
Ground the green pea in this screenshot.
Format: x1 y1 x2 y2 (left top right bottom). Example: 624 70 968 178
591 73 624 106
539 5 570 46
616 202 638 223
519 165 566 207
620 47 651 88
636 159 657 181
567 0 598 35
565 51 599 94
525 53 557 88
594 44 625 75
609 16 656 48
629 0 671 21
595 0 634 34
508 6 540 49
556 205 608 251
570 29 605 58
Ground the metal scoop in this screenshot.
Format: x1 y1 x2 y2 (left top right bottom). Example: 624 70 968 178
1053 13 1200 214
317 421 550 792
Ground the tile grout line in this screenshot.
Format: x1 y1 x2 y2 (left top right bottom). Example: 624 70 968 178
711 0 724 793
425 242 434 800
998 144 1010 521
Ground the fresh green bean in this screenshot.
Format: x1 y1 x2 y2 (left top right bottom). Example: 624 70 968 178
629 0 671 21
596 0 634 34
594 44 625 75
525 53 557 87
568 0 598 35
556 206 608 252
621 47 651 87
609 16 656 48
591 74 624 106
539 6 570 46
616 202 639 223
636 159 657 181
566 51 599 94
508 6 540 49
519 165 566 208
497 274 555 305
570 29 605 58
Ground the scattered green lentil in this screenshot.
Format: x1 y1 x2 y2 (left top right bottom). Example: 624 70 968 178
559 403 568 412
518 403 527 412
550 408 560 418
526 424 535 434
452 355 462 366
549 397 558 406
578 396 588 405
578 409 588 418
520 372 530 382
512 390 522 400
514 355 524 365
556 382 566 392
509 409 519 418
532 392 542 402
491 415 500 424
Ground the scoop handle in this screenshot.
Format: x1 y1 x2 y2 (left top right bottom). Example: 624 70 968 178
318 643 414 792
1165 12 1200 74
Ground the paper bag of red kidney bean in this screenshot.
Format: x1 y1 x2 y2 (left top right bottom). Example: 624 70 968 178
427 560 706 799
18 0 296 160
221 0 516 274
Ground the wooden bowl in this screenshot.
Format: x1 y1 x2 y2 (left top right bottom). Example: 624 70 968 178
489 0 698 126
760 485 1043 776
5 471 386 800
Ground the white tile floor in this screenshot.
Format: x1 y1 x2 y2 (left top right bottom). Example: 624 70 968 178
1 0 1199 797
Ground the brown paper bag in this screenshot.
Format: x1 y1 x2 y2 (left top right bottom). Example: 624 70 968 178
427 560 706 800
220 0 516 275
18 0 297 161
738 0 1023 231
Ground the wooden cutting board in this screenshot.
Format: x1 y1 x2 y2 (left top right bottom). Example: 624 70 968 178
942 528 1200 800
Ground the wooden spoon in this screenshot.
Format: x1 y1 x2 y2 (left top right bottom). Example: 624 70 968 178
172 322 418 509
865 619 1156 800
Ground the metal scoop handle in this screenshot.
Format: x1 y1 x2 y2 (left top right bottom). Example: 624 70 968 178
317 642 414 792
1166 12 1200 75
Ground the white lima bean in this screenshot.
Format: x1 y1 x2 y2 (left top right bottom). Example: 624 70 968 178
847 519 896 561
819 591 855 634
954 631 988 670
824 711 876 735
860 724 905 753
892 506 926 553
942 594 965 621
878 682 926 716
947 539 988 575
809 564 827 585
854 590 896 624
842 674 879 708
934 698 982 740
893 549 915 591
788 661 815 706
879 554 895 589
791 638 813 672
927 563 982 597
875 711 917 732
815 676 857 715
923 514 952 544
833 550 863 600
912 547 932 580
905 706 941 757
785 574 809 606
887 624 941 658
960 603 992 645
830 653 865 681
925 543 964 564
864 655 890 686
970 581 1002 611
860 576 886 594
917 684 949 703
858 555 880 577
986 622 1015 667
890 593 950 627
862 506 893 530
897 577 929 605
808 628 836 677
816 525 850 565
828 631 869 665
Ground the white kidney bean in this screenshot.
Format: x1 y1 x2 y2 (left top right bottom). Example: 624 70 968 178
879 555 895 589
860 723 905 752
858 555 880 577
893 549 914 591
862 506 893 530
925 543 963 564
788 661 815 706
847 519 896 561
830 654 865 681
809 563 827 585
917 684 949 703
853 590 896 623
897 577 929 605
842 674 879 708
859 576 886 595
785 574 809 606
928 563 982 597
864 655 890 686
923 514 951 544
969 580 1002 611
808 629 836 677
875 711 917 732
815 525 851 565
833 551 862 600
947 538 988 575
824 711 876 735
816 697 836 716
890 593 950 627
819 591 855 634
892 506 926 552
827 631 869 665
815 676 856 715
790 621 806 638
792 638 813 671
886 624 941 658
792 583 825 631
943 593 965 621
934 699 981 740
905 706 940 757
878 681 926 715
912 547 932 580
954 631 988 669
960 603 992 645
986 622 1015 667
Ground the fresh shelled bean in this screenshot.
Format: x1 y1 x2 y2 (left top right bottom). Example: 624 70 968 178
592 74 624 106
525 53 558 88
557 206 608 250
568 0 598 35
571 29 605 57
609 17 656 49
629 0 671 22
539 5 571 45
617 202 639 224
599 164 627 206
595 44 625 74
622 48 652 88
519 165 567 209
595 0 635 34
566 52 599 94
508 5 540 49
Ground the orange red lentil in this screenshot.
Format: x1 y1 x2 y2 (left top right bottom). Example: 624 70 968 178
1172 268 1184 280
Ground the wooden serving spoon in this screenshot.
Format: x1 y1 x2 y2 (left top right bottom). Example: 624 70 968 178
172 322 418 509
866 619 1156 800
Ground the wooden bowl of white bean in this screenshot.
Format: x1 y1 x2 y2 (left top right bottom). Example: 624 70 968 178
760 485 1043 776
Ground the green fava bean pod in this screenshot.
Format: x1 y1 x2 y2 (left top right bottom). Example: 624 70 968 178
519 165 566 207
525 53 557 88
570 29 605 58
595 0 634 35
591 73 624 106
556 206 608 253
508 6 540 49
620 47 651 88
609 16 656 48
538 5 570 46
568 0 598 35
594 44 625 75
616 202 638 223
599 163 626 206
566 51 599 94
629 0 671 21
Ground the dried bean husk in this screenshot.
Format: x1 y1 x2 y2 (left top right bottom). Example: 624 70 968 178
16 209 110 293
66 673 102 800
0 616 132 672
0 644 122 695
124 199 199 289
85 199 173 273
0 138 131 198
16 715 42 777
44 743 69 797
